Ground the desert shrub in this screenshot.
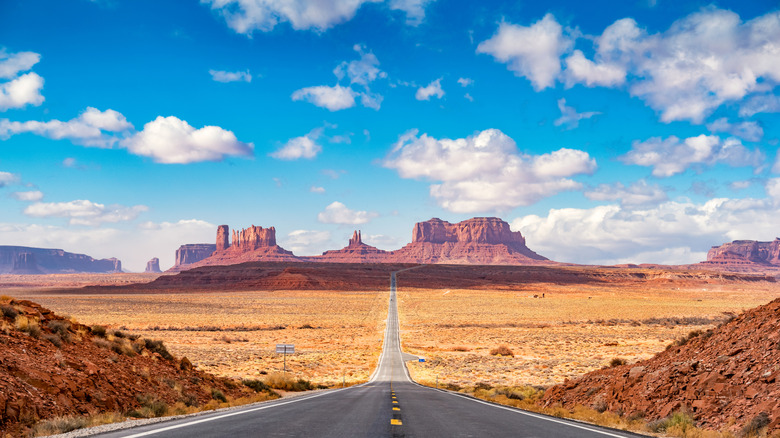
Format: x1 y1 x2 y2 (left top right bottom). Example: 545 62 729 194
30 415 88 436
110 338 136 357
592 398 607 413
43 333 63 348
0 295 12 303
144 339 174 360
299 323 315 329
47 320 72 342
181 392 199 407
129 395 168 418
15 315 41 338
609 357 627 367
649 411 695 433
243 379 271 393
91 325 107 337
451 346 470 352
742 412 770 437
93 338 112 350
490 345 514 357
112 330 126 339
1 304 18 319
211 389 227 402
264 373 316 391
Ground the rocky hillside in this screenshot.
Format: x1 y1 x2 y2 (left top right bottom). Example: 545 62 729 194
0 298 257 436
697 239 780 273
542 297 780 434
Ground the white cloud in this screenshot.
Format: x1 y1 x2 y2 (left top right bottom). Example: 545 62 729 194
295 46 385 111
384 128 596 212
271 127 323 160
11 190 43 201
464 93 473 102
202 0 432 33
477 14 573 91
0 50 40 79
457 77 473 87
553 98 600 129
292 84 357 111
739 94 780 117
706 118 763 142
0 171 20 187
209 69 252 83
281 229 333 255
512 193 780 265
415 78 444 101
0 107 132 147
310 186 326 193
567 9 780 122
620 134 764 177
0 72 44 111
0 50 44 111
0 219 215 272
122 115 254 164
364 233 400 249
23 199 148 226
317 201 379 224
585 180 668 207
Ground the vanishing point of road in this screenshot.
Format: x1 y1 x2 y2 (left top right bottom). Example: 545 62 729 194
92 270 643 438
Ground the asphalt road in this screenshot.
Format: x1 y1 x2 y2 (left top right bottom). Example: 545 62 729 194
92 271 642 438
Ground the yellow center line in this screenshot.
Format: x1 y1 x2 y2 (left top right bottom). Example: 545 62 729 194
391 419 402 426
393 407 400 411
392 401 398 404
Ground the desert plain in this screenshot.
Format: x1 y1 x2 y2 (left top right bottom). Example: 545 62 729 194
6 265 780 392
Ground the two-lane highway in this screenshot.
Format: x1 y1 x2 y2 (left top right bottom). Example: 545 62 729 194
91 271 641 437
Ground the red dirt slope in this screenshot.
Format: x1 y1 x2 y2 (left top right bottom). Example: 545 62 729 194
542 297 780 433
0 299 254 436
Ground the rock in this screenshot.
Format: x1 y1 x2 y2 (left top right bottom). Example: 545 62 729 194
144 257 161 273
0 246 122 275
231 225 277 250
216 225 230 252
703 239 780 267
171 244 217 270
313 230 389 263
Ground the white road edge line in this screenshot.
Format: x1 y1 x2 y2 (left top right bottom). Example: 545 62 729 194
118 385 364 438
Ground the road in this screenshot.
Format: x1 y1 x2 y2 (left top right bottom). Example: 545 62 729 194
92 271 642 438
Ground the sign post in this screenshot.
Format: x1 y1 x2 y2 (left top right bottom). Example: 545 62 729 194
276 344 294 373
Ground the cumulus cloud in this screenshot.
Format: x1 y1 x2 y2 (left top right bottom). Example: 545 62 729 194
384 128 596 212
739 94 780 117
310 186 326 193
271 127 323 160
121 116 254 164
202 0 433 34
415 78 444 101
706 118 763 142
0 219 215 271
292 85 357 111
209 69 252 83
11 190 43 201
585 180 668 207
0 49 44 111
0 171 20 187
566 10 780 122
513 192 780 265
477 14 573 91
317 201 379 224
364 234 400 249
281 229 333 255
553 98 600 129
620 134 764 177
0 107 133 147
457 77 473 87
23 199 148 226
294 46 385 111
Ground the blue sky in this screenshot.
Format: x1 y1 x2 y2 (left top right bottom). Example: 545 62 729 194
1 0 780 271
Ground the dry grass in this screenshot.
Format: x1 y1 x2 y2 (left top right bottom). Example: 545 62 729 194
14 288 387 387
397 280 780 387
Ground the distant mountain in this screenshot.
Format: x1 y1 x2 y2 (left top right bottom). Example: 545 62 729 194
0 246 121 274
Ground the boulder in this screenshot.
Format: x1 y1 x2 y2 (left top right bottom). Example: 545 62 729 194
144 257 161 273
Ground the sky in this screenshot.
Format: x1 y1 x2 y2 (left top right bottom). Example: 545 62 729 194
1 0 780 271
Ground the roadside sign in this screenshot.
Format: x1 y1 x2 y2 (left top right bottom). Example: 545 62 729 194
276 344 295 354
418 358 425 362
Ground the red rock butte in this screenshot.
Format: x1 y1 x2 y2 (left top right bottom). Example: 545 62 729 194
170 217 551 271
695 238 780 273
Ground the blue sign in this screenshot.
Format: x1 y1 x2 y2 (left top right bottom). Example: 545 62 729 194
419 358 425 362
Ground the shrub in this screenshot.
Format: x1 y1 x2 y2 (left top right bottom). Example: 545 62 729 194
648 411 695 433
30 415 88 436
181 392 199 407
112 330 126 339
129 395 168 418
299 324 315 329
211 389 227 402
15 315 41 338
43 333 63 348
144 339 174 360
264 373 316 391
490 345 514 357
742 412 770 437
609 357 627 367
93 338 112 350
47 320 72 342
91 325 107 337
1 304 18 319
451 346 470 352
243 379 271 393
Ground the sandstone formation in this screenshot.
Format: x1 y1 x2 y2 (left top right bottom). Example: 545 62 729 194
312 230 389 263
702 239 780 268
171 244 216 271
171 217 550 270
542 297 780 434
0 298 258 436
388 217 549 265
0 246 121 274
144 257 161 273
